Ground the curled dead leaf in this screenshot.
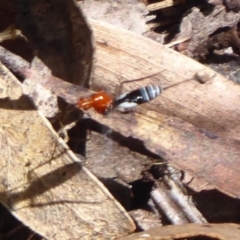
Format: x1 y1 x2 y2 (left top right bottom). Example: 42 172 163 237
0 63 135 239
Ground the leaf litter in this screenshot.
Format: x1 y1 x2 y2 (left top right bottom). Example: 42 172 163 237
2 0 240 239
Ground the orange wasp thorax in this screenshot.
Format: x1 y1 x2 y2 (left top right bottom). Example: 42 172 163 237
77 91 113 115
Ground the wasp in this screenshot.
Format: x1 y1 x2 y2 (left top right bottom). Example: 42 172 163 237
77 74 192 114
77 85 162 114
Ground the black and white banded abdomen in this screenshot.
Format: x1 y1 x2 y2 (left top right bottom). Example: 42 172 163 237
113 85 163 112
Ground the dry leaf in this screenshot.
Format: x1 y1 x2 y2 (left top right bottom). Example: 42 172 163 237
119 223 240 240
0 64 135 239
16 0 94 86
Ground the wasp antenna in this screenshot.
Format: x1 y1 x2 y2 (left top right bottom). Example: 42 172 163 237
118 71 164 95
120 71 163 87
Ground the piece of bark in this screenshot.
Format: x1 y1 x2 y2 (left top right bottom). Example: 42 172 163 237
22 78 59 118
0 46 91 105
174 5 240 58
129 209 162 231
151 178 207 224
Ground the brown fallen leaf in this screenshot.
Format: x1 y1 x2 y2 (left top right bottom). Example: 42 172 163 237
0 64 135 239
16 0 94 86
118 223 240 240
